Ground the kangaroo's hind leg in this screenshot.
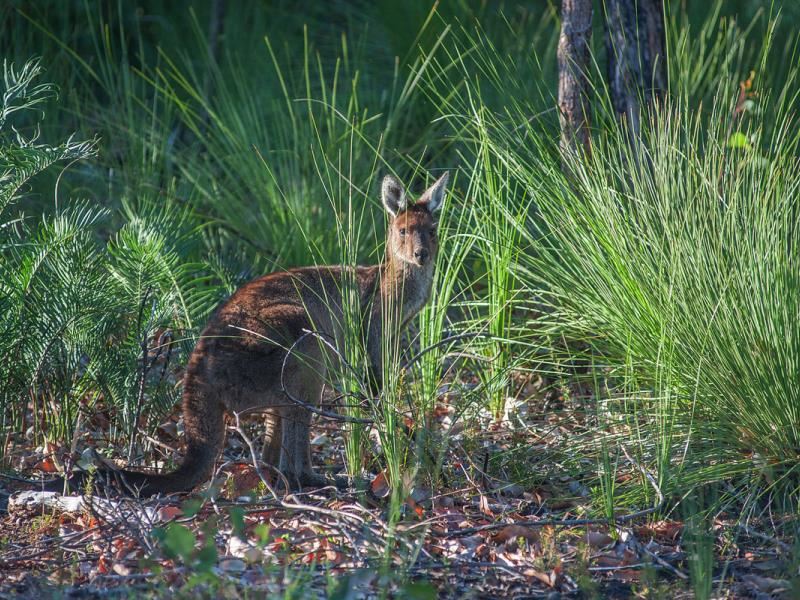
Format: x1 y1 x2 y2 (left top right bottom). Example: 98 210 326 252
261 409 282 467
278 334 333 489
281 375 349 490
279 377 330 488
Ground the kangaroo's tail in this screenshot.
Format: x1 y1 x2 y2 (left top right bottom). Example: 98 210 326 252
47 378 226 497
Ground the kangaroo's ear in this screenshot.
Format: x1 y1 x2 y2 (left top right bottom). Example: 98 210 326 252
382 174 407 217
417 171 449 212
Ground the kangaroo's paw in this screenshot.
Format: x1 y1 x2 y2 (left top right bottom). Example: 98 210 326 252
280 470 343 491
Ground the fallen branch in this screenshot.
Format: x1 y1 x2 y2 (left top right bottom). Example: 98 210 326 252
737 522 792 553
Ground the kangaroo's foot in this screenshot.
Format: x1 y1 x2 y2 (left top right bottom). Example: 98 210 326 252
280 469 346 491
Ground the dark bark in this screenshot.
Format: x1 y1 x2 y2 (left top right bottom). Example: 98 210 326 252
558 0 594 160
603 0 667 136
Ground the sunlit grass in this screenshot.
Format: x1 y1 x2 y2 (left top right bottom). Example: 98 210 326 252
427 2 800 516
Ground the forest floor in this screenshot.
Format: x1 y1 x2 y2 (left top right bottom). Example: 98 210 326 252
0 379 796 599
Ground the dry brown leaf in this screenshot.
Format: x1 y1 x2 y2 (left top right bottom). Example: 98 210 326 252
593 554 623 568
491 524 540 545
35 456 58 473
479 494 494 518
585 531 614 548
433 404 449 418
405 496 425 519
112 562 132 576
371 471 390 498
227 463 263 497
634 519 684 542
113 537 138 561
613 568 641 582
523 566 561 588
157 505 182 522
96 555 110 575
621 548 639 566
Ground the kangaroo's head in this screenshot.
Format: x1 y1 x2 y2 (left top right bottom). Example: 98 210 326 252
382 171 449 268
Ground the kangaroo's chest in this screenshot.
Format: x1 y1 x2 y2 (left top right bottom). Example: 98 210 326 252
390 265 434 326
400 278 432 323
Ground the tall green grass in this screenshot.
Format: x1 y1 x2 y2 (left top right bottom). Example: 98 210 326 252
430 4 800 513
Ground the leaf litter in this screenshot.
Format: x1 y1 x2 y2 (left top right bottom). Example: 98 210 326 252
1 383 797 598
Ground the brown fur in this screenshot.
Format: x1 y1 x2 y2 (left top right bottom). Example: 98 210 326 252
56 172 449 495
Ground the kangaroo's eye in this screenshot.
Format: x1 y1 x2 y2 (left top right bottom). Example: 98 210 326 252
399 228 406 236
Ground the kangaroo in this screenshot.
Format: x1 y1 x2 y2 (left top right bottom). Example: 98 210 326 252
54 171 449 496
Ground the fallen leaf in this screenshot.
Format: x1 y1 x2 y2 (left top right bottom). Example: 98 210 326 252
594 554 623 568
613 568 641 582
35 457 58 473
113 538 138 561
112 562 132 576
620 548 639 566
479 495 494 518
585 531 614 548
96 555 110 575
475 543 490 559
371 471 390 498
635 520 684 542
405 496 425 519
325 549 345 563
227 463 263 497
523 567 560 588
157 505 183 522
492 525 540 545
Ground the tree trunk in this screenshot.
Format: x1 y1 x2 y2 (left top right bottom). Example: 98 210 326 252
558 0 594 160
603 0 666 137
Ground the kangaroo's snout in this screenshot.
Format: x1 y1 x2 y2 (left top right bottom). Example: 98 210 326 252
414 248 430 264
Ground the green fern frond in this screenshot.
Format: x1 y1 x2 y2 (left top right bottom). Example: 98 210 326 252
0 59 97 215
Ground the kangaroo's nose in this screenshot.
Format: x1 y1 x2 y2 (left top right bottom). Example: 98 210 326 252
414 249 429 263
